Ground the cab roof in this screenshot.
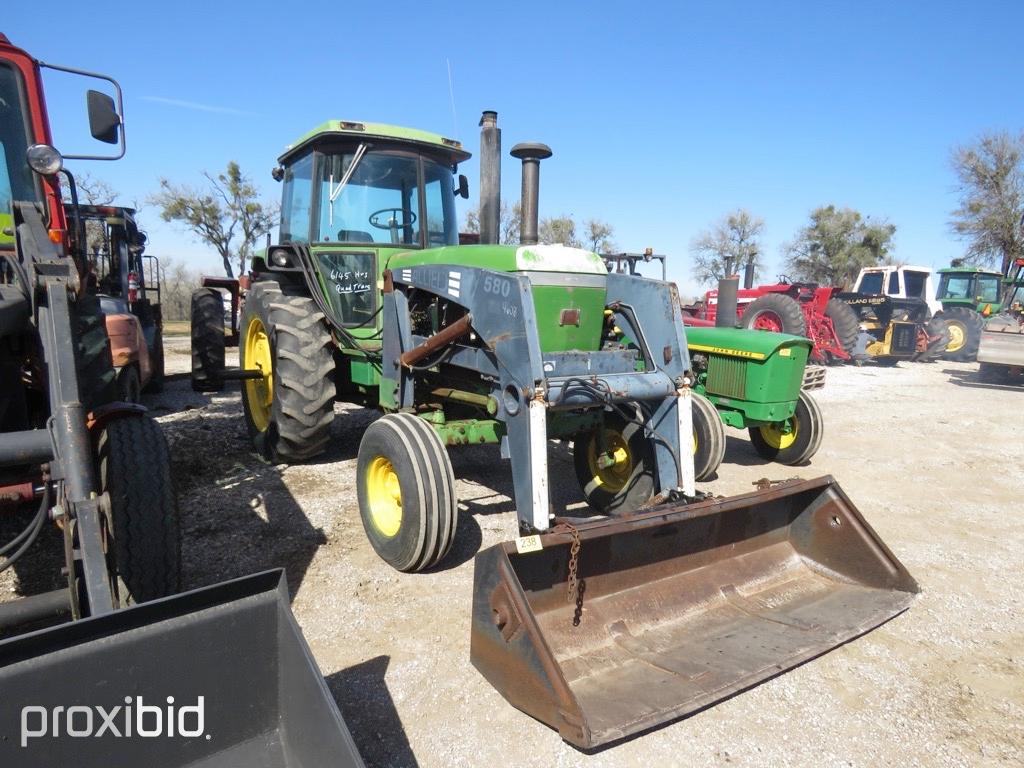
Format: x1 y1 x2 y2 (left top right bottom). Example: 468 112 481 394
279 120 471 166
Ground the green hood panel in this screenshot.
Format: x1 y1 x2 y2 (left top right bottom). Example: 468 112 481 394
384 244 607 275
685 326 811 360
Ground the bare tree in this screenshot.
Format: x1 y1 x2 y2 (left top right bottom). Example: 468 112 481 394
152 162 278 278
463 201 522 244
584 218 615 253
949 131 1024 276
159 258 199 321
784 205 895 288
690 209 765 285
538 215 580 247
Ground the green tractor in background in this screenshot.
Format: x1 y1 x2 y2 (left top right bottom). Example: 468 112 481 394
935 264 1005 361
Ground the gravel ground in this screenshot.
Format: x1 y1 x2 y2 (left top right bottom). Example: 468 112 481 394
6 337 1023 766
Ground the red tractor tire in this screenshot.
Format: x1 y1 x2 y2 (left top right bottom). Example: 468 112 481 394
741 293 807 337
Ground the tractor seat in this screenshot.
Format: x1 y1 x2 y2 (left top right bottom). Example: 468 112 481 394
337 229 373 243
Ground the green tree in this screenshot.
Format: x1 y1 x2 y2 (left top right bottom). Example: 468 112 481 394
784 205 896 287
584 218 615 253
152 162 277 277
538 215 580 247
949 131 1024 277
690 209 765 285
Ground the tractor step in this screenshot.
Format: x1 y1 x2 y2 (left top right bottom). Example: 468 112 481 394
471 476 917 749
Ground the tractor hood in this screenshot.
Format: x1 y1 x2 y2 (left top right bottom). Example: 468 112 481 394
685 326 812 360
385 243 607 276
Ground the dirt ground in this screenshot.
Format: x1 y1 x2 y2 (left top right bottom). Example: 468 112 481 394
7 339 1024 767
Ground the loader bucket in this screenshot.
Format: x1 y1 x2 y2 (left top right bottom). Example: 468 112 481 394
471 476 918 749
0 570 364 768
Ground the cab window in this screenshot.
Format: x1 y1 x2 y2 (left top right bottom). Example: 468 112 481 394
280 153 313 243
317 251 376 325
976 275 1000 303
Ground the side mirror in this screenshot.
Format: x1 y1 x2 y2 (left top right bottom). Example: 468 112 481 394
457 174 469 199
87 90 121 144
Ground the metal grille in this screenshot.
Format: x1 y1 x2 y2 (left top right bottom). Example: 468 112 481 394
706 355 747 399
891 322 916 354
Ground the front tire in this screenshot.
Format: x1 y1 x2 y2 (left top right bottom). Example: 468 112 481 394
356 413 457 572
573 406 656 515
825 298 859 355
240 281 336 462
741 293 807 337
748 390 823 465
98 416 181 604
115 364 141 403
691 391 726 481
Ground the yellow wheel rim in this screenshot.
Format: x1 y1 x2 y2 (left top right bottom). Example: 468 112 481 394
759 419 798 450
587 430 632 492
366 456 402 537
946 323 965 352
243 315 273 432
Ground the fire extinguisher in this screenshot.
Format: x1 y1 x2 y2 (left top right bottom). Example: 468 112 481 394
128 271 139 304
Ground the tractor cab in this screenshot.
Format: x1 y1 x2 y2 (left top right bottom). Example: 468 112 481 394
266 121 470 332
936 266 1004 313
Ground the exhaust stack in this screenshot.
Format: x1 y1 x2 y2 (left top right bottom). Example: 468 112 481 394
478 111 501 245
716 275 739 327
743 260 756 289
510 142 552 246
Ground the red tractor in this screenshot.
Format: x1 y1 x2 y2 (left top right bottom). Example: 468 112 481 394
683 279 858 363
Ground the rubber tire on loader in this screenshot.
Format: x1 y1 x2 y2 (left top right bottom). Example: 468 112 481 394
573 406 656 515
914 317 951 362
97 415 181 604
825 298 860 355
691 391 726 481
191 288 226 392
136 301 164 393
73 293 117 410
941 306 984 362
241 281 336 462
356 413 457 572
748 390 823 465
741 293 807 337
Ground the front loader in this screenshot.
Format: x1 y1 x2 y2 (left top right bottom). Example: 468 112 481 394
0 34 362 767
194 112 919 747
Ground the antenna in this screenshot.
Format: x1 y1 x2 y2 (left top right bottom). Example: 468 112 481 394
446 58 459 139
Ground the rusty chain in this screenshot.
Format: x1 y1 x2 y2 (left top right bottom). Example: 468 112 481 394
564 523 581 605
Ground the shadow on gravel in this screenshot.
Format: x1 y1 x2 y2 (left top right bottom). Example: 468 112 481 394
944 367 1023 392
326 655 420 768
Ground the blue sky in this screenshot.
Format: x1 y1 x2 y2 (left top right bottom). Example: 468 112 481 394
7 1 1023 297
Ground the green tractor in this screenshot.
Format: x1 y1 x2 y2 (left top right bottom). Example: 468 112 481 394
935 265 1004 361
190 112 918 748
686 326 823 471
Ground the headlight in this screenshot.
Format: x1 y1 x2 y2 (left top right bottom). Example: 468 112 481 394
270 249 291 268
26 144 63 175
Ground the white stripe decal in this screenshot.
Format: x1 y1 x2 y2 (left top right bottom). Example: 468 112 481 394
677 388 696 496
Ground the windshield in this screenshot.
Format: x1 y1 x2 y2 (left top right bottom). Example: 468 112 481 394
976 275 1000 303
310 149 457 248
859 272 884 294
938 274 972 300
0 60 39 245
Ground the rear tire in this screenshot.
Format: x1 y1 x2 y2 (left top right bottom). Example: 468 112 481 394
97 416 181 604
573 406 656 515
357 413 457 572
73 293 117 410
191 288 226 392
241 281 336 462
941 307 984 361
748 390 822 465
691 391 726 481
914 317 950 362
115 364 141 403
741 293 807 337
825 298 859 355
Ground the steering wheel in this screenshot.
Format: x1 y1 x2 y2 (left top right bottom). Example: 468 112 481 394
369 208 417 230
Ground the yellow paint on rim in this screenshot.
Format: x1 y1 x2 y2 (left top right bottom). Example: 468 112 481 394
758 419 798 450
946 322 965 352
588 430 632 492
366 456 402 537
243 315 273 432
